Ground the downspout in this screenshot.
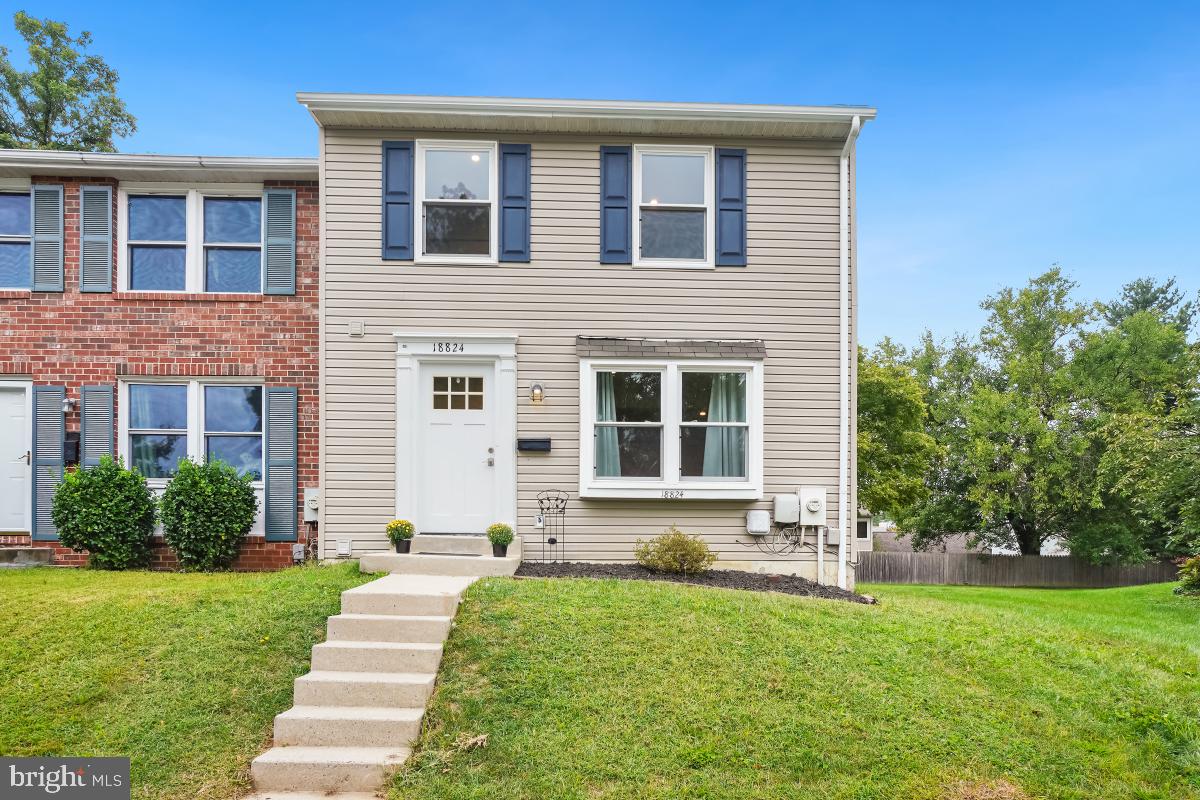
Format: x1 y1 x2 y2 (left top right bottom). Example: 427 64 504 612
837 115 861 590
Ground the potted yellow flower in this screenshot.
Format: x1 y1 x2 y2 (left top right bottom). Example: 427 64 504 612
386 519 415 553
487 522 514 558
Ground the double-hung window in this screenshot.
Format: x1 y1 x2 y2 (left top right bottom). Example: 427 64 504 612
0 191 31 288
581 360 762 499
633 145 714 268
121 187 264 293
415 140 497 263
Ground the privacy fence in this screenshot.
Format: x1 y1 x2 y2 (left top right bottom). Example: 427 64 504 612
856 552 1179 588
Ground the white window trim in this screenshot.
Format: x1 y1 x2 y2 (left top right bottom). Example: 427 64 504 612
117 182 264 294
578 358 763 500
632 144 715 270
0 187 32 289
414 139 499 266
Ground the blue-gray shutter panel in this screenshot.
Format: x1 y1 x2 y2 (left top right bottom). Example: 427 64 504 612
715 148 747 266
264 387 298 542
31 185 64 291
80 385 114 468
263 188 297 295
382 141 414 260
79 185 113 292
599 146 632 264
32 386 65 540
498 143 531 262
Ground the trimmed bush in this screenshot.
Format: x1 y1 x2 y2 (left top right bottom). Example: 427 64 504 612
634 526 716 574
386 519 415 546
160 458 257 571
486 522 514 548
1176 556 1200 596
52 455 156 570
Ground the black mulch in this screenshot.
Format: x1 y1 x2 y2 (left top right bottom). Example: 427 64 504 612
514 561 875 604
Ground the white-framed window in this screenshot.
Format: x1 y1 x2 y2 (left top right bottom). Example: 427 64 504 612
118 184 263 293
121 379 264 485
414 140 498 264
632 144 715 269
578 359 763 499
0 190 32 289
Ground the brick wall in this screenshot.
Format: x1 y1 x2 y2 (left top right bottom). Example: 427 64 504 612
0 175 320 569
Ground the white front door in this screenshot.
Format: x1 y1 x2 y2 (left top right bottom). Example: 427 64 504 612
0 387 30 532
419 365 496 533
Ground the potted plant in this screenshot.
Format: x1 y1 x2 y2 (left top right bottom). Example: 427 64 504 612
487 522 514 558
386 519 415 553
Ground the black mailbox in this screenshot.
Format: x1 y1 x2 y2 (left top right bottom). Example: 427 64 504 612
64 431 80 466
517 438 552 453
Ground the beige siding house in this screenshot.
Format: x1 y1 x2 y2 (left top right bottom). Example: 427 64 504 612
301 94 874 588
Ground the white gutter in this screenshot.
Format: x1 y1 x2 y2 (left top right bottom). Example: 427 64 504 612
0 149 317 178
837 115 862 590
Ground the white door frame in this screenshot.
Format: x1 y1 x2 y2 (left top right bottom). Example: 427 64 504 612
0 379 33 533
394 332 518 533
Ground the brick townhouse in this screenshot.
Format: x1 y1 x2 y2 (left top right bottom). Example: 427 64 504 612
0 150 319 568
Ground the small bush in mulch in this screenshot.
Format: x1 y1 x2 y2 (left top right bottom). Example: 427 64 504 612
514 561 875 604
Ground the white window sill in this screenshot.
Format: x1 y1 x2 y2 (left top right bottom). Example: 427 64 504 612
632 260 715 270
580 483 762 500
414 256 498 267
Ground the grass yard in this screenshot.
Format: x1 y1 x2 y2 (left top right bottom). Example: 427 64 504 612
0 563 376 800
394 579 1199 800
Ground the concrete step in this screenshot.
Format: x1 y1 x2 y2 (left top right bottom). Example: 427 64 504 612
410 534 492 556
250 746 410 792
359 551 520 577
242 793 380 800
311 641 443 674
274 705 424 747
294 671 436 705
340 574 475 616
327 613 453 643
293 670 436 707
0 547 51 566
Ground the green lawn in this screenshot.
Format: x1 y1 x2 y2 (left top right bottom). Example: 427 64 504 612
393 579 1199 800
0 563 376 800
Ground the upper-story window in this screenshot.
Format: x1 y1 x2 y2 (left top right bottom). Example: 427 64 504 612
415 140 497 263
0 191 31 289
120 186 263 293
633 145 714 269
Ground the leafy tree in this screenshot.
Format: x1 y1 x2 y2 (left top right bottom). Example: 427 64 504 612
1101 276 1197 334
857 347 940 517
0 12 135 151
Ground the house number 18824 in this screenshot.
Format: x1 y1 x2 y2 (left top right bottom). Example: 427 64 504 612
432 342 465 353
662 490 684 499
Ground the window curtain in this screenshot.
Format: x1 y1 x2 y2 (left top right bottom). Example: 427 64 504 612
702 373 746 477
595 372 621 476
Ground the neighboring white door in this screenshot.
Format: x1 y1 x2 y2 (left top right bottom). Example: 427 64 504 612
418 364 496 533
0 387 30 532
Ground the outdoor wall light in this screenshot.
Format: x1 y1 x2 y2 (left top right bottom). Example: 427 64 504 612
530 382 545 403
61 396 76 414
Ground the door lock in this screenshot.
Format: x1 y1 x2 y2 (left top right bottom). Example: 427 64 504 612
486 457 495 467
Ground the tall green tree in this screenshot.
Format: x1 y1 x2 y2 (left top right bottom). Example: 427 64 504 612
1101 276 1197 334
0 12 135 151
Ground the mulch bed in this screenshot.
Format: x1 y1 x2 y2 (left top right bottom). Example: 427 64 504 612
514 561 875 604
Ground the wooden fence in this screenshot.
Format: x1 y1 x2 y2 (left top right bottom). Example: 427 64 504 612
856 552 1179 588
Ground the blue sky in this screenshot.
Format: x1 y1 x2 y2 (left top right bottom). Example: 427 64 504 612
8 1 1198 346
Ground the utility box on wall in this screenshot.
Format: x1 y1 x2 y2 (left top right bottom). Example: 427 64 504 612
799 486 827 527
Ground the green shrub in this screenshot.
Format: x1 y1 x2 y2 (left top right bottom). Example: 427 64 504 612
52 455 156 570
160 458 257 571
634 525 716 574
486 522 514 547
1176 556 1200 596
387 519 415 545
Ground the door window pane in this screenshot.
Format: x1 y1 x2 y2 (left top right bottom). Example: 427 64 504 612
596 372 661 423
206 435 263 480
682 372 747 422
595 426 661 478
425 149 490 200
128 196 185 241
130 246 186 290
0 242 30 288
641 153 705 205
433 375 484 411
640 209 705 260
205 248 261 292
204 386 262 432
680 426 747 478
204 198 261 243
130 434 187 478
0 193 30 236
129 384 188 429
424 204 489 255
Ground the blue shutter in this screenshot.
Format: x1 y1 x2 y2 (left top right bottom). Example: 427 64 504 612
263 188 297 294
264 387 298 542
715 148 747 266
599 146 632 264
498 143 531 262
80 385 114 468
31 185 64 291
32 386 65 540
382 141 414 260
79 185 113 292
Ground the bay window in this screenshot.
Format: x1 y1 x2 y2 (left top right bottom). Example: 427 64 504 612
0 191 31 289
415 140 497 262
581 359 762 499
633 145 714 268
